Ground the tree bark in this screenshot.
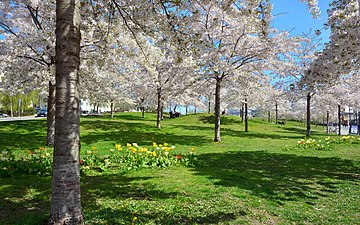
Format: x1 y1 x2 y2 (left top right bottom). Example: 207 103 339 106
357 111 360 135
275 102 278 124
338 104 341 136
46 81 56 146
268 110 271 123
208 101 211 114
194 107 197 114
141 107 145 118
326 111 329 134
306 92 311 137
110 101 114 118
156 87 162 129
241 103 244 123
160 98 164 120
49 0 83 224
214 78 221 142
245 99 248 132
17 98 21 117
348 112 352 134
9 95 13 117
186 106 188 115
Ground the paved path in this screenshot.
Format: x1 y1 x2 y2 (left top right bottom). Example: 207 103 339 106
0 116 45 122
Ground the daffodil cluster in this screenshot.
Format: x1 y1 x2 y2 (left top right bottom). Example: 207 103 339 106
0 147 53 177
296 138 332 151
79 142 197 174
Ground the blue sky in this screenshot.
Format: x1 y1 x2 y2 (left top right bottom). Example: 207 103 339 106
271 0 332 43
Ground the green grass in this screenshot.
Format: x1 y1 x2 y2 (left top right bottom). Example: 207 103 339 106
1 112 359 224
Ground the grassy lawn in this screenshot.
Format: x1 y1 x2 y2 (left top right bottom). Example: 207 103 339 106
0 113 359 224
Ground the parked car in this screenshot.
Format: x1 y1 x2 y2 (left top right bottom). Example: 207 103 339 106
0 112 9 118
36 109 48 117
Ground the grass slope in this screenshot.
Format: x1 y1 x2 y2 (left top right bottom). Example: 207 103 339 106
0 113 359 224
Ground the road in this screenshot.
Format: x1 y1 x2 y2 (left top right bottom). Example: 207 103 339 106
0 116 46 122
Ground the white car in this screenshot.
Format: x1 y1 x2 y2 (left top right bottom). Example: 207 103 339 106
0 112 9 117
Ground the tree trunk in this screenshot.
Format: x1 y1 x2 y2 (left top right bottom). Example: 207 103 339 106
9 96 13 117
357 111 360 135
241 103 244 123
268 110 271 123
306 92 311 137
93 103 96 112
46 81 56 146
208 101 211 114
338 104 341 136
348 112 352 134
214 78 221 142
110 101 114 118
17 99 21 117
275 102 278 124
326 111 329 134
49 0 83 224
194 107 197 114
245 99 248 132
156 87 162 129
160 99 164 120
141 107 145 118
21 97 24 116
186 106 188 115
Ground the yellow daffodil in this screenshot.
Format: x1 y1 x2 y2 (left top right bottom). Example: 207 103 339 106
127 143 132 147
163 143 168 147
152 142 157 147
25 149 33 154
91 146 97 151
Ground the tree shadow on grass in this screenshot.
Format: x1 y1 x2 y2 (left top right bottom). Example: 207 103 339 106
193 151 360 205
198 115 241 125
282 127 329 137
81 173 242 224
221 128 303 139
0 120 47 151
0 175 51 225
80 120 210 146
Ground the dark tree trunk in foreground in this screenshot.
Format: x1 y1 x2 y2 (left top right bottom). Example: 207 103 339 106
306 92 311 137
275 102 278 124
110 101 114 118
46 81 56 146
214 78 221 142
141 107 145 118
9 96 13 117
156 87 162 129
326 111 329 134
241 103 244 123
245 99 248 132
49 0 83 224
338 104 341 135
208 101 211 114
357 111 360 135
268 110 271 123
